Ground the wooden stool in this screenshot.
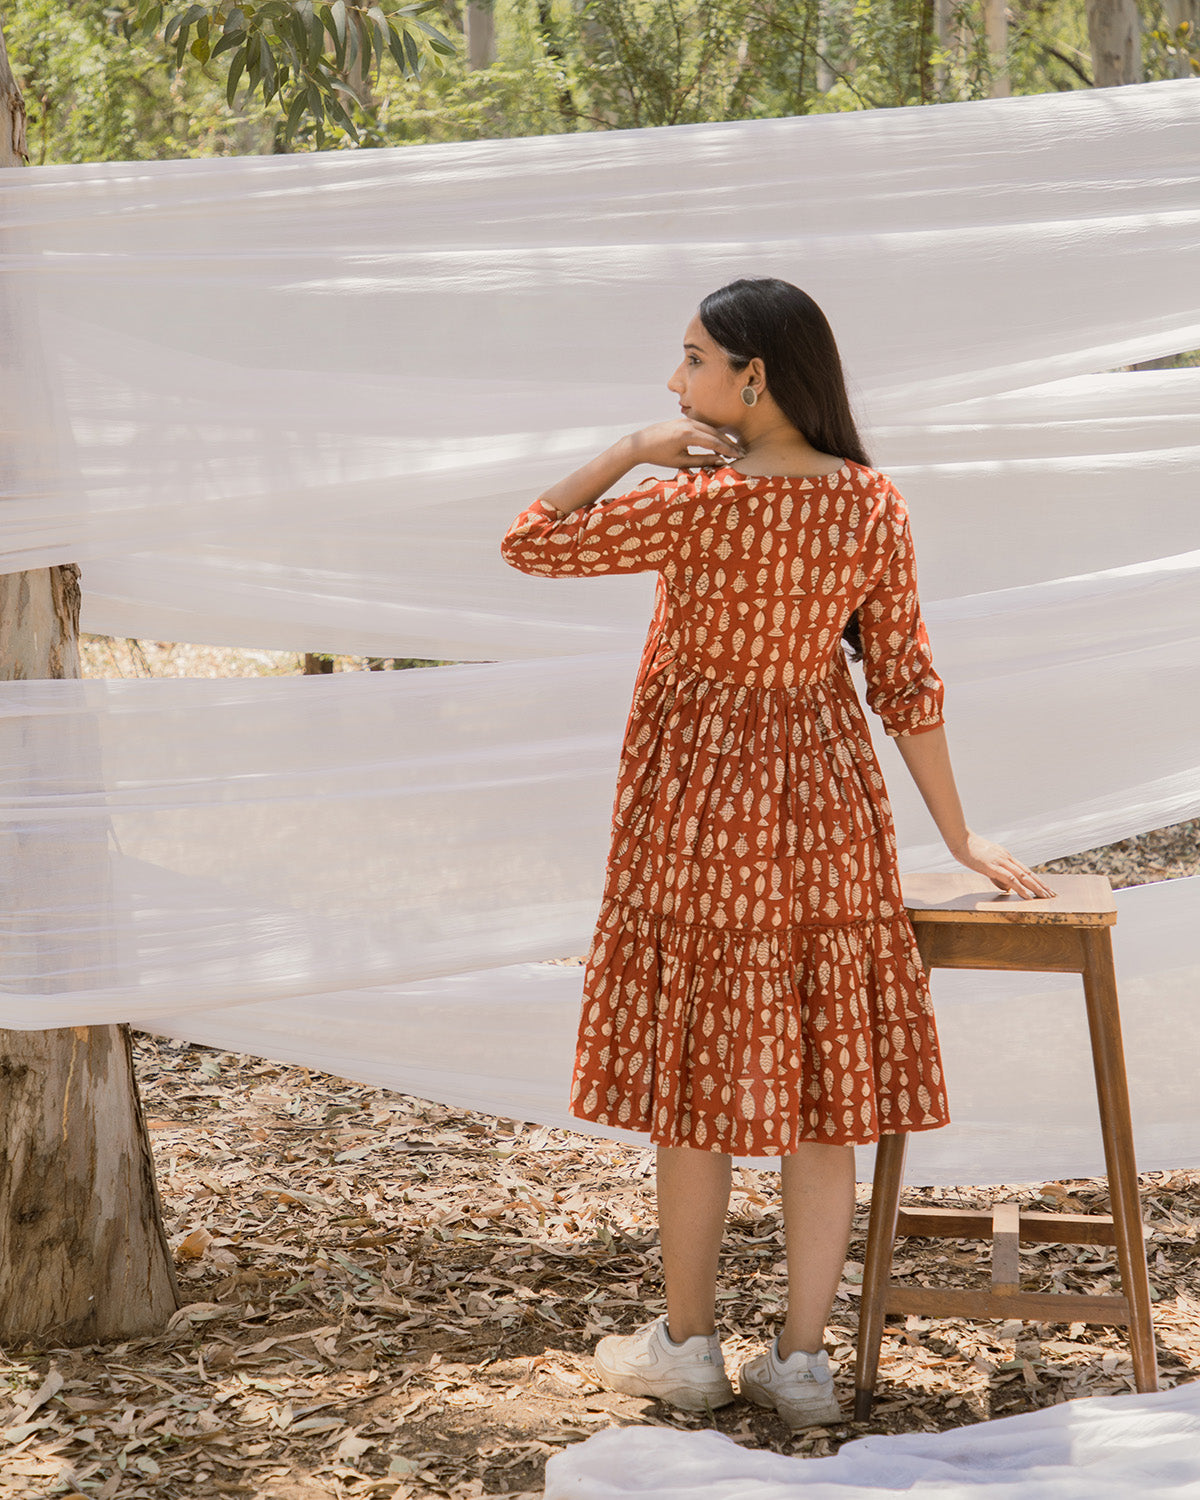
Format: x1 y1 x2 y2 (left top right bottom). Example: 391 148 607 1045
853 871 1157 1420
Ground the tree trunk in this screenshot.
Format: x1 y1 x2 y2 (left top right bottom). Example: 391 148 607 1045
0 1029 180 1344
0 21 179 1345
983 0 1010 96
1086 0 1143 85
465 3 496 69
933 0 955 99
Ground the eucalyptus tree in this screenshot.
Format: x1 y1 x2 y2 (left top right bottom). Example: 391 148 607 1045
0 19 182 1346
1085 0 1143 82
127 0 455 145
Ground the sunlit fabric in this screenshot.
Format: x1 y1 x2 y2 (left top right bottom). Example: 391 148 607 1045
0 663 1196 1182
0 80 1196 653
147 877 1200 1187
544 1381 1200 1498
0 78 1197 1182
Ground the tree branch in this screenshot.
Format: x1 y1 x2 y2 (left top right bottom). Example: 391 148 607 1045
1038 41 1094 85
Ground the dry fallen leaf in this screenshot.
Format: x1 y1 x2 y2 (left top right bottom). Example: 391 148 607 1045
175 1226 215 1260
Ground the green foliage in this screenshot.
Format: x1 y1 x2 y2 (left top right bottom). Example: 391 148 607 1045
360 56 567 143
366 0 831 144
297 1 557 144
4 0 273 163
5 0 1196 166
126 1 456 145
360 0 1091 149
564 0 761 127
1141 0 1200 78
1008 0 1094 91
1006 0 1197 95
308 0 567 145
808 0 940 108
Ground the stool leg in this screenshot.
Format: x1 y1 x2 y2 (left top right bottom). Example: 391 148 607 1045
1081 929 1157 1393
854 1131 907 1420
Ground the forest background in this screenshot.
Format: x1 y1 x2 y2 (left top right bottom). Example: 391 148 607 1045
4 0 1198 173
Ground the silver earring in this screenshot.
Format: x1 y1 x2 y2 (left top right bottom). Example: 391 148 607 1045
741 386 758 407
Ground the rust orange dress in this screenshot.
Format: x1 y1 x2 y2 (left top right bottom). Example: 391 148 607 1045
501 460 950 1156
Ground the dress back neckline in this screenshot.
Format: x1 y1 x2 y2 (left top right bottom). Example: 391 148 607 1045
710 461 854 483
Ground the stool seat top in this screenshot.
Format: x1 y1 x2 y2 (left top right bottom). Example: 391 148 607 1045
901 871 1116 925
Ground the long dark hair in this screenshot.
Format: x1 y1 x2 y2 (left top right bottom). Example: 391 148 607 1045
699 278 867 660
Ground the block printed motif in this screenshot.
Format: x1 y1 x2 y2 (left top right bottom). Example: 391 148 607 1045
502 463 949 1155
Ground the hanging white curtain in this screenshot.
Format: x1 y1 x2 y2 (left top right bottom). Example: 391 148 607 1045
0 80 1197 652
0 78 1197 1183
0 637 1196 1020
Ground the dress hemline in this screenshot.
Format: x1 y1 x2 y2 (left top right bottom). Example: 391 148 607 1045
566 1103 951 1155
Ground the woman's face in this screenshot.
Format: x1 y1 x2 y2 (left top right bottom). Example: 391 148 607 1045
667 314 748 429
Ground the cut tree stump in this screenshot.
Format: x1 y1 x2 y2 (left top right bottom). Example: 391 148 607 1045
0 1028 180 1344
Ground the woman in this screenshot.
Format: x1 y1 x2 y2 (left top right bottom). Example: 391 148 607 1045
501 278 1053 1429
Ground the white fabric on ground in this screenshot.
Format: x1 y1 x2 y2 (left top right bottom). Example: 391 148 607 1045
542 1382 1200 1499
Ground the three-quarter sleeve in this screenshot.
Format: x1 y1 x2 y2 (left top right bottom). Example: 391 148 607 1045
500 474 685 577
859 487 945 738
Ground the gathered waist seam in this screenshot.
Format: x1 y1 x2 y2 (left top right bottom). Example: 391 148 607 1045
649 643 844 695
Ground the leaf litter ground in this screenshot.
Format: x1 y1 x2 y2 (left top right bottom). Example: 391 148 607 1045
0 641 1195 1499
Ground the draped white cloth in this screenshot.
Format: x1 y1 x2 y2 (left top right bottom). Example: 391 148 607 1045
1 79 1198 652
149 876 1200 1186
543 1382 1200 1500
0 78 1198 1183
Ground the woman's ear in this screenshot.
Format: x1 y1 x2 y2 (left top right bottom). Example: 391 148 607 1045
746 356 767 397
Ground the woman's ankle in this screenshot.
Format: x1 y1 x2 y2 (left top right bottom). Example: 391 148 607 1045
776 1330 824 1360
666 1318 717 1344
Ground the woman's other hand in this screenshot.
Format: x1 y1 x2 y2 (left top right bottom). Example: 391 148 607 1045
629 419 744 470
950 831 1056 899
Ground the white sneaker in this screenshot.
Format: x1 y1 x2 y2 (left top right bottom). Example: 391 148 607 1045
593 1316 735 1411
738 1340 842 1429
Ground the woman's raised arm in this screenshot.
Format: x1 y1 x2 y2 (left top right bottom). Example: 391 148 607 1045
536 419 742 518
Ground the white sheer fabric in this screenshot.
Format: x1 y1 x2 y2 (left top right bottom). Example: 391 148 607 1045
0 663 1196 1182
0 79 1197 653
544 1382 1200 1499
0 652 1195 1017
147 878 1200 1186
0 79 1197 1181
72 369 1200 659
